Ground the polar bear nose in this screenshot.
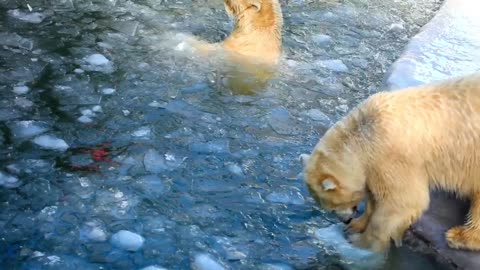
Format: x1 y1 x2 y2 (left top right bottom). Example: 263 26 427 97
338 214 353 224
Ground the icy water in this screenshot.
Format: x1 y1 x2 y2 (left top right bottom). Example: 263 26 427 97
0 0 449 269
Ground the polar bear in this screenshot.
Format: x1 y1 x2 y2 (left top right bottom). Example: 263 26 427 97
174 0 283 95
300 73 480 252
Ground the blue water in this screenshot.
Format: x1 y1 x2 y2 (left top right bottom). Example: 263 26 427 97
0 0 448 269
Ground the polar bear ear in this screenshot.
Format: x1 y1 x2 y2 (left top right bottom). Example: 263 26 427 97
299 154 310 167
249 0 261 11
321 178 337 191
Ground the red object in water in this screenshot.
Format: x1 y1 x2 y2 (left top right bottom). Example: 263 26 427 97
91 148 110 162
68 142 118 173
80 142 113 163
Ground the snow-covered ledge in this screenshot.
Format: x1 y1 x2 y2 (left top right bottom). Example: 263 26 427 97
384 0 480 269
385 0 480 90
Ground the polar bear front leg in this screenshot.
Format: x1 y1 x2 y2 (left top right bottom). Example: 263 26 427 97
346 192 375 234
446 193 480 251
349 186 429 252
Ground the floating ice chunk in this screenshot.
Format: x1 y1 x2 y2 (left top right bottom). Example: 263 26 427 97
143 149 183 173
316 59 349 73
31 251 45 258
85 54 109 66
137 175 167 195
6 159 53 175
37 206 58 222
101 88 116 95
92 105 102 113
32 134 69 151
8 120 50 139
82 225 106 242
175 41 187 51
144 149 169 173
336 104 349 113
192 253 226 270
268 108 301 135
227 163 244 176
80 220 107 242
312 34 332 45
77 115 93 124
306 109 331 125
190 140 230 154
214 237 247 261
81 54 114 73
165 100 203 118
81 109 94 117
0 32 33 50
46 255 61 265
315 223 386 270
132 126 151 138
0 171 20 188
266 189 305 205
109 20 139 36
13 85 29 95
148 100 167 108
111 230 144 251
259 263 294 270
8 9 47 24
195 179 235 193
14 97 33 108
389 23 405 32
140 266 168 270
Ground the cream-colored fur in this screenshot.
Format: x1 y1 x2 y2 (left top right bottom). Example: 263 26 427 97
187 0 283 64
179 0 283 94
301 73 480 252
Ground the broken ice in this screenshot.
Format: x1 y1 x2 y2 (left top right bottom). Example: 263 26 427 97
13 85 29 95
8 9 47 24
32 134 69 151
81 54 114 73
77 115 93 124
192 253 226 270
143 149 184 173
315 59 349 73
190 140 230 154
85 54 109 65
0 32 33 50
306 109 331 125
101 88 116 95
140 266 168 270
8 120 50 139
80 220 107 242
137 175 168 195
312 34 332 45
267 108 301 135
315 223 386 270
266 189 305 205
111 230 145 251
0 171 21 188
132 126 152 138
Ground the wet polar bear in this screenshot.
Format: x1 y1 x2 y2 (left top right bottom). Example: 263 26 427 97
174 0 283 94
301 73 480 252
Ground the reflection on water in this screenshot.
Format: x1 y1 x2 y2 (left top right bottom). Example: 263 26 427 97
0 0 447 269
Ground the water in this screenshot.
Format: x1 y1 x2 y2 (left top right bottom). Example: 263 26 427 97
0 0 447 269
